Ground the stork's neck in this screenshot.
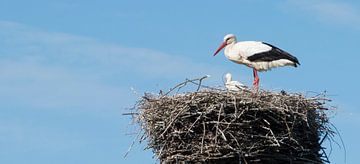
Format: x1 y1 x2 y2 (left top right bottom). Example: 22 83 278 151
225 76 232 83
224 41 237 58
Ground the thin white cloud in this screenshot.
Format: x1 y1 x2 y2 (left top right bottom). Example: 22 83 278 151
0 21 225 79
0 21 231 112
0 59 129 112
285 0 360 27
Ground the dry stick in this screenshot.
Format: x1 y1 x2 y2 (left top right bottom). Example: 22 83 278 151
122 112 139 116
330 123 347 164
160 107 187 137
201 121 206 154
187 80 225 92
158 141 168 159
327 137 333 158
268 127 280 147
232 96 238 116
283 116 292 137
319 132 328 145
215 104 223 143
162 75 210 97
196 75 209 91
186 113 203 134
218 128 228 141
176 81 188 94
124 129 143 158
321 147 330 163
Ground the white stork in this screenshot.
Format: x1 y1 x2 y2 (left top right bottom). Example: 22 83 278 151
213 34 300 89
224 73 246 91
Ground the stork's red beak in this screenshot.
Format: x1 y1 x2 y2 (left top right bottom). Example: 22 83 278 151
213 42 227 56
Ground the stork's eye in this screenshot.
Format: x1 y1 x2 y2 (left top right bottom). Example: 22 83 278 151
225 37 233 44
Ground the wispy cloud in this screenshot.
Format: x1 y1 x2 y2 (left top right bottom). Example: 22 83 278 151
0 21 228 112
0 21 225 79
0 59 128 112
284 0 360 27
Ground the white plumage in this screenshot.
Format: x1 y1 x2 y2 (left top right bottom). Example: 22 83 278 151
224 73 245 91
220 37 297 72
214 34 300 89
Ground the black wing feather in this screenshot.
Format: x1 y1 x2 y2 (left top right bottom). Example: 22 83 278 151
247 42 300 66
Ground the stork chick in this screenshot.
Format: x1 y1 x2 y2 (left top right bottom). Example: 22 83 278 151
224 73 245 91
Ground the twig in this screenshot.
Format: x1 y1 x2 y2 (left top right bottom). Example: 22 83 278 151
215 104 223 143
201 121 206 154
160 107 187 137
124 129 143 158
162 75 210 97
330 123 346 164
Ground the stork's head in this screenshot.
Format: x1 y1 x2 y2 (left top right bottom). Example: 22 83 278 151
223 34 236 43
213 34 237 56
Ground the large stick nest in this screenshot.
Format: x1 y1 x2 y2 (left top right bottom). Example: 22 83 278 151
136 84 332 164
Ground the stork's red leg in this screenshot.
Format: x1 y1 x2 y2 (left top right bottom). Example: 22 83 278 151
253 68 259 89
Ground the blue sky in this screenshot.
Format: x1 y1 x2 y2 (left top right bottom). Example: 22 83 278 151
0 0 359 163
